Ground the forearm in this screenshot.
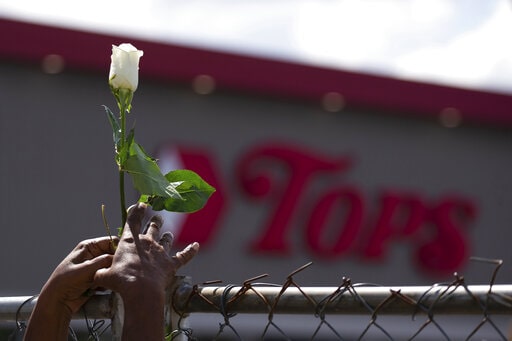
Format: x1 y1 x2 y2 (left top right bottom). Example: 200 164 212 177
121 290 166 340
24 292 72 341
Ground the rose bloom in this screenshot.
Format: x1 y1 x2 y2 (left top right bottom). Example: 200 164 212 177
109 43 144 92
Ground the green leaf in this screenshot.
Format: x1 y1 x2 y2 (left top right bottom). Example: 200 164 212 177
123 142 183 200
140 170 216 213
118 128 135 166
167 170 216 211
103 105 121 152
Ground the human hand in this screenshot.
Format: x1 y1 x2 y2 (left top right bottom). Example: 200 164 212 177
93 202 199 340
41 236 117 314
94 202 200 298
24 237 117 341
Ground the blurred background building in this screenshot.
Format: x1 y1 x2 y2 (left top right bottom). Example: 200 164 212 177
1 1 511 338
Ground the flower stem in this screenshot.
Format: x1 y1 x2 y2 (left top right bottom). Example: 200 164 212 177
118 89 129 230
119 169 127 229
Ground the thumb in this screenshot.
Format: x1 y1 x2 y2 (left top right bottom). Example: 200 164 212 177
75 254 113 277
93 266 113 290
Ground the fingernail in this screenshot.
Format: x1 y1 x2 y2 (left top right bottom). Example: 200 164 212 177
150 214 163 227
127 202 147 215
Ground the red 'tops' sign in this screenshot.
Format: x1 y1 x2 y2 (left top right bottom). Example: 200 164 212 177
158 142 476 276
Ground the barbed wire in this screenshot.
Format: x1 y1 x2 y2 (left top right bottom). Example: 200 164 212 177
170 258 512 340
2 257 512 340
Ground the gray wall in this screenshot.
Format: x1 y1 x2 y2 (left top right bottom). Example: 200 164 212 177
1 61 511 296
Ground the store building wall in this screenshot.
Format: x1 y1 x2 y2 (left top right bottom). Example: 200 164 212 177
1 59 511 296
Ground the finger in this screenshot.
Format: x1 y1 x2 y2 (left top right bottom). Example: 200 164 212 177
77 254 114 277
124 203 147 238
93 267 111 289
146 215 163 241
73 236 118 263
159 232 174 255
172 242 200 268
88 236 118 255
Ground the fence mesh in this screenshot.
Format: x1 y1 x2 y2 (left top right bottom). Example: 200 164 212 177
1 257 511 340
170 258 512 340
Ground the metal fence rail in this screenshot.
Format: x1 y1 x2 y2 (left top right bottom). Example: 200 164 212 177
0 294 113 322
3 284 510 320
1 261 512 340
173 283 512 315
168 266 512 340
2 284 511 340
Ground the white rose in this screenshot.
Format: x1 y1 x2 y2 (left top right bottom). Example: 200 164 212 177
109 43 144 92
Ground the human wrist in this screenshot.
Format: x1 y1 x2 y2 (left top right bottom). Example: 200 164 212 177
37 282 74 320
120 288 166 340
121 284 166 313
24 290 73 340
116 273 167 301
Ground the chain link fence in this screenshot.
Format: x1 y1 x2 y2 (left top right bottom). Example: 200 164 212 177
1 258 511 340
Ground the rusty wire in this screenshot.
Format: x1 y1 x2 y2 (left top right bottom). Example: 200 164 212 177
170 258 512 340
3 258 512 340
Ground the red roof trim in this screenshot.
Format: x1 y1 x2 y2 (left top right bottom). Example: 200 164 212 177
2 17 511 127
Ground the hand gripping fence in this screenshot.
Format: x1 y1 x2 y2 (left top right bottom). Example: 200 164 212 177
1 258 511 340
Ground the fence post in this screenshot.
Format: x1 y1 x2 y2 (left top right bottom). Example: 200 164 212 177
110 292 124 340
166 276 192 340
